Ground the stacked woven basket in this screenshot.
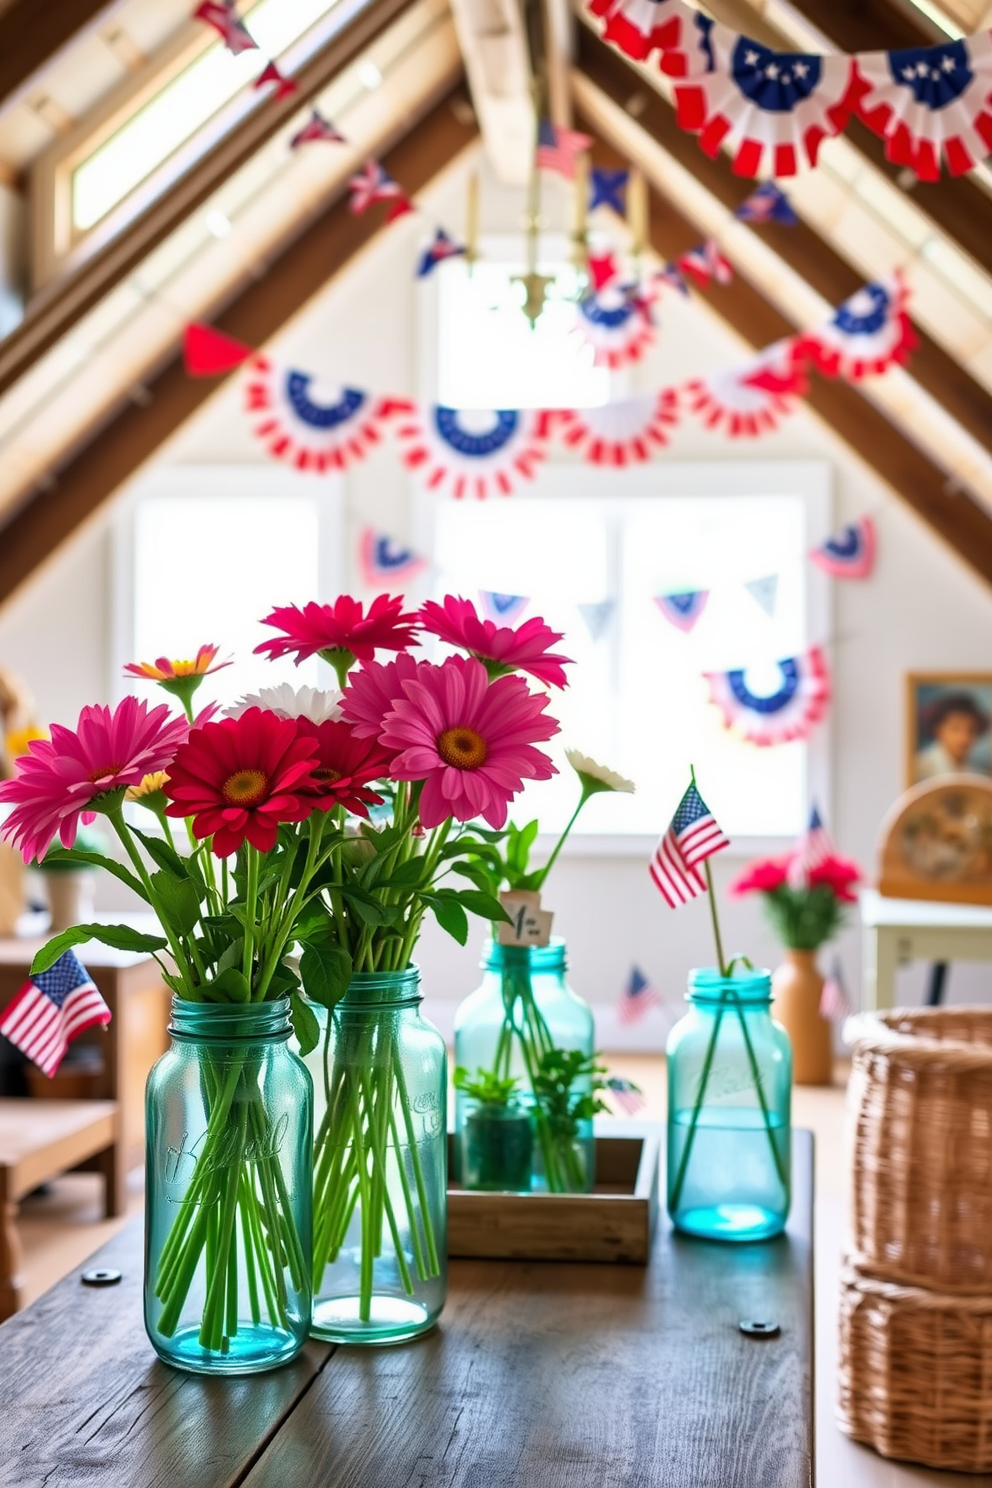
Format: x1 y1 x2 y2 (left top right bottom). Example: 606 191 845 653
839 1008 992 1474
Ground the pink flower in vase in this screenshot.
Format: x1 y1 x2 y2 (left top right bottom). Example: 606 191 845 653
419 596 573 688
0 698 190 862
380 655 559 830
729 857 791 896
255 596 420 670
809 854 862 903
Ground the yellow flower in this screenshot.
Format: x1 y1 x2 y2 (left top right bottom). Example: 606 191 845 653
125 644 229 682
126 771 169 805
5 724 47 760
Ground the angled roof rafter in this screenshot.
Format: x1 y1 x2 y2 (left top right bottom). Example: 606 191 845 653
0 0 118 111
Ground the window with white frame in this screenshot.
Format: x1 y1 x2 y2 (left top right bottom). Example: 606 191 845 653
417 463 831 841
116 467 343 708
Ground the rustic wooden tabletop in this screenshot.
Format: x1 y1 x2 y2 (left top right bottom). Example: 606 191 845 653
0 1131 813 1488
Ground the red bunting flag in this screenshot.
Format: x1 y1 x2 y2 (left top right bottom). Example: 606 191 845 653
254 60 297 99
183 323 256 377
193 0 257 55
290 110 346 148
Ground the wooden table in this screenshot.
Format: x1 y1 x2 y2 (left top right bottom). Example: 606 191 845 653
860 887 992 1009
0 933 170 1196
0 1131 813 1488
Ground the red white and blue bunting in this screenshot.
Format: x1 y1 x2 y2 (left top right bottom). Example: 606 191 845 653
704 647 831 745
392 406 550 499
541 392 680 464
585 0 992 181
244 359 406 473
797 275 916 382
479 592 530 623
574 284 657 367
683 340 807 438
358 530 427 589
809 518 877 580
655 589 710 633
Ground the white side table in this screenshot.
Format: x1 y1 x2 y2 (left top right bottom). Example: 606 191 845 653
860 888 992 1009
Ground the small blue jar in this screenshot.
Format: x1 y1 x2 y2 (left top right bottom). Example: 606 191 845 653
666 967 792 1241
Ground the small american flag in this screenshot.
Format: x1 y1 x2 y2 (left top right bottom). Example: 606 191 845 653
650 781 730 908
417 228 466 278
348 160 402 215
0 951 110 1078
605 1076 646 1116
654 262 690 297
735 182 799 226
617 964 661 1025
193 1 257 54
535 120 592 179
290 110 346 149
786 804 833 890
820 956 853 1023
678 238 733 288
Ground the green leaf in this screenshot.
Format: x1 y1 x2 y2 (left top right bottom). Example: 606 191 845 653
378 858 427 889
150 871 202 935
423 893 468 946
266 961 301 999
299 941 353 1010
342 888 397 927
210 967 250 1003
450 862 498 894
31 923 168 976
215 937 245 976
130 827 188 880
37 847 147 901
290 993 320 1056
456 889 511 923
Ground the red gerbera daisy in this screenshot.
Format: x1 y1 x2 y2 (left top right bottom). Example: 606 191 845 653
255 595 420 687
295 719 391 818
163 708 320 857
419 596 573 688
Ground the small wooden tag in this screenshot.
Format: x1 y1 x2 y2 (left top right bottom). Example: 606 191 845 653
497 890 554 948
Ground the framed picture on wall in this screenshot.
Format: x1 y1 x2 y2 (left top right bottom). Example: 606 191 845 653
906 673 992 787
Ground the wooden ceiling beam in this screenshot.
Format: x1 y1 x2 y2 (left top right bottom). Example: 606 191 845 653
0 0 414 402
0 86 477 607
574 80 992 589
0 0 116 109
579 28 992 466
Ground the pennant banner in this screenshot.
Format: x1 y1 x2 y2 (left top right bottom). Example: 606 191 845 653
542 391 680 465
194 0 257 54
810 517 877 579
244 359 408 472
590 168 630 213
735 182 799 225
578 599 616 641
797 275 917 381
745 575 779 616
574 286 656 368
417 229 466 277
704 646 831 745
359 531 427 589
393 405 549 499
183 322 254 377
683 340 807 437
587 0 692 64
290 110 345 148
678 237 733 287
479 592 529 623
655 589 709 633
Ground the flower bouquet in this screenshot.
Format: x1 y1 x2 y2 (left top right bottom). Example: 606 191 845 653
730 813 861 1085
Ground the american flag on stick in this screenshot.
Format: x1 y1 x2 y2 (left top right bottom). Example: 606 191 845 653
0 951 110 1077
605 1077 646 1116
617 964 661 1025
650 781 730 908
820 955 853 1023
786 804 833 890
535 120 593 179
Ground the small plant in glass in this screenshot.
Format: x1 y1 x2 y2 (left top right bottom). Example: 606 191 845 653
453 1066 534 1193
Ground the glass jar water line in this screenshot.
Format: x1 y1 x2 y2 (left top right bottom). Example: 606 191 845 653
667 968 792 1242
454 939 595 1194
144 997 313 1375
304 966 447 1345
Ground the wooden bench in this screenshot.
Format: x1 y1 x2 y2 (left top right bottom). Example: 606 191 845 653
0 1097 120 1321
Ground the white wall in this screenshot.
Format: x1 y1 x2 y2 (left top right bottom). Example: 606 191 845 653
3 148 992 1038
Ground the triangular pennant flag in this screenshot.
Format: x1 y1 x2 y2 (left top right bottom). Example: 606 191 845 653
588 252 619 291
183 322 255 377
810 517 876 579
654 590 709 633
417 228 466 278
479 591 529 624
745 574 778 616
387 194 415 223
577 599 615 642
290 110 346 148
194 0 257 55
359 530 426 588
254 59 296 99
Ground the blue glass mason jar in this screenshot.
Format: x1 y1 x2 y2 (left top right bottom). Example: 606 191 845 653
144 997 313 1374
303 966 447 1345
667 968 792 1241
454 939 596 1194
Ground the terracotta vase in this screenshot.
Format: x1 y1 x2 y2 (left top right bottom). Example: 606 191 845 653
43 869 96 933
771 949 833 1086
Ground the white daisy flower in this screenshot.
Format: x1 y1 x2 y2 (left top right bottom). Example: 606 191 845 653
229 683 343 724
565 749 635 796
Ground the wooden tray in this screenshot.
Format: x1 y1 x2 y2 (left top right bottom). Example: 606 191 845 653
447 1125 661 1264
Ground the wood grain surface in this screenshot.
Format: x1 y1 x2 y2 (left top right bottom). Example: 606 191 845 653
0 1136 813 1488
243 1132 814 1488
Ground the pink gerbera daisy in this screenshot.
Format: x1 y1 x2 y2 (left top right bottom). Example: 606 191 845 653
419 596 573 688
380 656 559 830
0 698 189 863
341 653 425 741
163 709 320 857
255 595 420 687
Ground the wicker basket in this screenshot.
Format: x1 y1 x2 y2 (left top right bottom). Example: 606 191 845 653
845 1007 992 1292
838 1259 992 1473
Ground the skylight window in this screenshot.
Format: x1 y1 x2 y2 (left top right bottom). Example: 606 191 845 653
72 0 341 232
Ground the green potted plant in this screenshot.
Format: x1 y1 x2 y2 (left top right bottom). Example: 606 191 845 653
454 1066 534 1192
